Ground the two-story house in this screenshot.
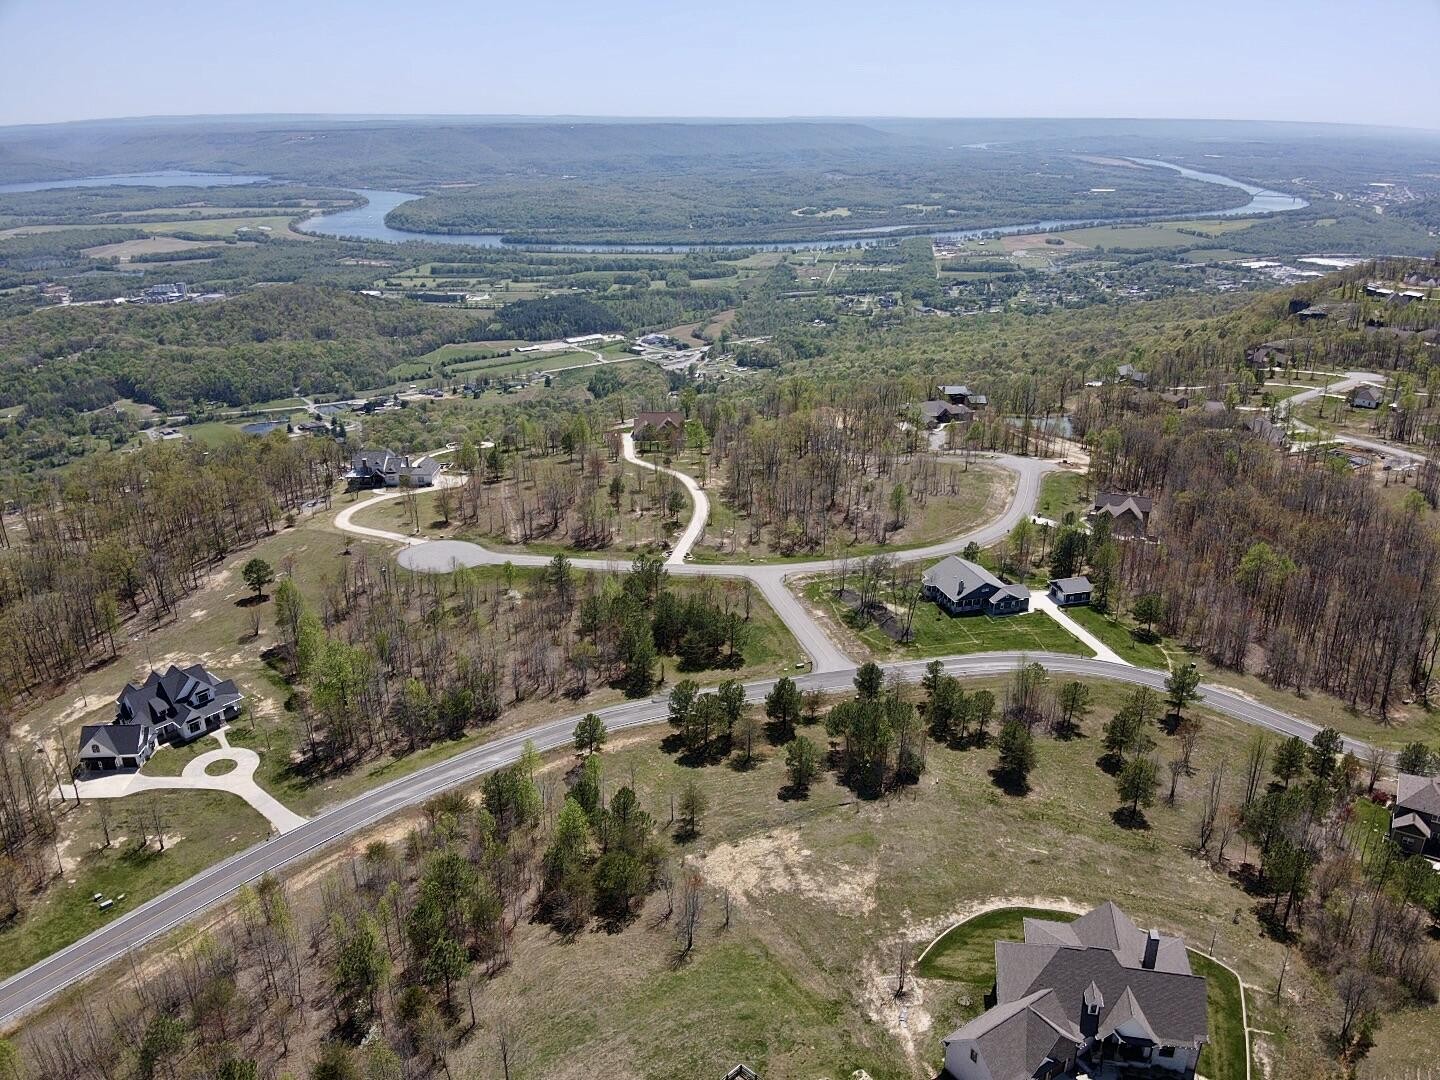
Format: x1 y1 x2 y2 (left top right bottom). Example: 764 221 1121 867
77 664 243 772
1390 771 1440 859
943 902 1209 1080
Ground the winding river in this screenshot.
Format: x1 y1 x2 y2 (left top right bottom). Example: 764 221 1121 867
1 161 1307 253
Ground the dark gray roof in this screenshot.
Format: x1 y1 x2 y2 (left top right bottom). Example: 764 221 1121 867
944 988 1081 1080
938 384 971 397
1392 812 1431 838
923 555 1017 604
79 723 147 757
1091 492 1153 516
1396 772 1440 817
116 664 240 726
1050 576 1092 593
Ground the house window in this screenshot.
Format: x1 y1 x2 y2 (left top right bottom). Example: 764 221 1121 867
969 1048 978 1063
1158 1047 1175 1059
1087 1002 1100 1016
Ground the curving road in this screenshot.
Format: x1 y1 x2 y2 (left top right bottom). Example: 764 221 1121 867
619 431 710 565
1278 371 1430 465
394 452 1064 674
0 650 1379 1027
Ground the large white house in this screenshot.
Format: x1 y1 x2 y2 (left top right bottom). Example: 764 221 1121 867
77 664 243 772
346 447 441 488
943 902 1209 1080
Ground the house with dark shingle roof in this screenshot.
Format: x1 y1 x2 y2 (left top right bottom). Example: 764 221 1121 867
1390 772 1440 859
78 664 243 772
1048 576 1093 607
942 902 1208 1080
632 410 685 450
920 400 974 428
922 556 1029 616
1089 493 1153 538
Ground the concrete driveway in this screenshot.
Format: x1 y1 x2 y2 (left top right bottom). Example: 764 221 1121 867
57 730 306 835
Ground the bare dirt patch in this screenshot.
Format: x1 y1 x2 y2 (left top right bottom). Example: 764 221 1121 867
696 825 878 917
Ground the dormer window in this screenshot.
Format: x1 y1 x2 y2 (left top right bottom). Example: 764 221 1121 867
1087 1002 1100 1016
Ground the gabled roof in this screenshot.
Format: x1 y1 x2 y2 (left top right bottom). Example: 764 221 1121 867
1392 812 1432 838
1091 492 1153 517
79 723 147 757
1049 576 1093 593
1395 772 1440 817
943 988 1082 1080
116 664 238 725
633 410 684 431
938 383 971 396
1100 986 1160 1044
923 555 1013 603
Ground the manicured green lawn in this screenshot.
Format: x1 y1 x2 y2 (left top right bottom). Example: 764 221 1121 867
141 732 223 776
1191 953 1248 1080
918 907 1248 1080
805 579 1090 659
1035 471 1090 521
1066 605 1170 668
0 791 270 980
916 906 1068 1007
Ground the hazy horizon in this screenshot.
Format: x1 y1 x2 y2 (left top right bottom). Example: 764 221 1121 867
2 0 1436 130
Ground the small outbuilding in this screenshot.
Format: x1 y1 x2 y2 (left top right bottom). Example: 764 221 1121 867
1048 576 1094 606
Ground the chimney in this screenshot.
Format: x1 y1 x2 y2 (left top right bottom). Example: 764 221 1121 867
1142 928 1160 970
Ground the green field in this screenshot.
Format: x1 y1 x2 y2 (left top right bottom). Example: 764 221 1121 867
1052 218 1258 251
0 791 270 980
804 579 1090 659
1065 605 1170 668
1035 470 1090 521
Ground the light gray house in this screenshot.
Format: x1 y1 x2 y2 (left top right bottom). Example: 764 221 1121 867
347 447 442 488
1048 576 1093 606
1390 772 1440 859
942 902 1209 1080
1349 384 1384 410
922 556 1030 616
78 664 243 772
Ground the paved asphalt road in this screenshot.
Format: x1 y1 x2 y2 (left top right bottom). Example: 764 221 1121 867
0 650 1381 1026
395 452 1062 675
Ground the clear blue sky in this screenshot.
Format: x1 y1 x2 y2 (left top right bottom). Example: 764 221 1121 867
1 0 1437 129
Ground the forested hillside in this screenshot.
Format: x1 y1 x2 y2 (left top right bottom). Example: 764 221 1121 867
0 286 490 412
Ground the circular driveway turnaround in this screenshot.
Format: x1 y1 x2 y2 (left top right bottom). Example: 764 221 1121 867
54 731 306 837
0 649 1386 1027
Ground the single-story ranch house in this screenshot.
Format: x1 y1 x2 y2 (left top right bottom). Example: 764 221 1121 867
1390 771 1440 859
923 556 1030 616
943 902 1209 1080
921 400 974 428
1048 576 1094 606
346 447 441 489
78 664 243 772
1349 384 1384 410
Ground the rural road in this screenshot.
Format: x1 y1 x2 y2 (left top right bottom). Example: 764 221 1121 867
0 443 1376 1025
1279 370 1430 464
394 452 1063 675
0 651 1377 1027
